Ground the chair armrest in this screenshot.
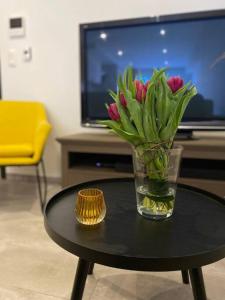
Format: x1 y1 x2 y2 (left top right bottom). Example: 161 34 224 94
33 120 52 164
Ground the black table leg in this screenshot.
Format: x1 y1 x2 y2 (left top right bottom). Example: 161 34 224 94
71 258 90 300
189 268 207 300
88 262 94 275
181 270 189 284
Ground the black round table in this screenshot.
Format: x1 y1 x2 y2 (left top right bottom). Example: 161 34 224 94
44 178 225 300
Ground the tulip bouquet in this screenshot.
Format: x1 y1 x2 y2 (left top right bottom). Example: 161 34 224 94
99 68 197 218
100 68 196 146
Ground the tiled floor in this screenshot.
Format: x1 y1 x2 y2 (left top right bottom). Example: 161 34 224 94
0 177 225 299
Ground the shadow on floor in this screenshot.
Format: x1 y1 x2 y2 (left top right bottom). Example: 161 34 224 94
91 273 211 300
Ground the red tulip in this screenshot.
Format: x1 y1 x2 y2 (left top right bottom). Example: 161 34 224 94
134 80 146 102
119 92 127 107
167 76 184 93
108 103 120 121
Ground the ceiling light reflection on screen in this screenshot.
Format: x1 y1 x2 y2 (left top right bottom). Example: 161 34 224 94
117 50 124 56
160 29 166 35
162 48 168 54
100 32 107 40
164 60 169 65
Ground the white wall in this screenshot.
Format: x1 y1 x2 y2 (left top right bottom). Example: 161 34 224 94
0 0 225 178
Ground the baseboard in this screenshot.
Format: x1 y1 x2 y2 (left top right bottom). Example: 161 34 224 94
2 173 61 184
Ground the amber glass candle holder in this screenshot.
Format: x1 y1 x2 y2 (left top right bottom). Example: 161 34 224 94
75 188 106 225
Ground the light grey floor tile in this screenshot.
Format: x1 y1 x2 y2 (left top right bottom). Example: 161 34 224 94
0 285 66 300
91 273 193 300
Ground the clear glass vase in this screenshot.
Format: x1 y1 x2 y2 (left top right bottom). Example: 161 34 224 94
132 144 183 220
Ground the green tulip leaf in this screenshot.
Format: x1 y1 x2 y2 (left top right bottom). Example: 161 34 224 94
118 74 126 94
126 98 145 138
109 90 118 102
144 83 159 142
127 67 136 97
143 86 158 141
113 93 138 135
99 121 144 146
98 119 122 129
160 85 197 140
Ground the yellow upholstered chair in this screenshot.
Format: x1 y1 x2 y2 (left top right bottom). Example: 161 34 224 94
0 100 51 210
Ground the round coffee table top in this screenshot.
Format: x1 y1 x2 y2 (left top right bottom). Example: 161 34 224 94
44 178 225 271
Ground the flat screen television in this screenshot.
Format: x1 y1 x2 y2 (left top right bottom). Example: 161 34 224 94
80 9 225 131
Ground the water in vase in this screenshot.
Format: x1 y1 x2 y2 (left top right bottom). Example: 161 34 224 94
136 185 175 220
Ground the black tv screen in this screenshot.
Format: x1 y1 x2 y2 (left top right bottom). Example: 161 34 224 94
80 10 225 130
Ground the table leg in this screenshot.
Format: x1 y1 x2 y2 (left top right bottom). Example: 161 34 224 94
181 270 189 284
88 262 94 275
70 258 90 300
189 268 207 300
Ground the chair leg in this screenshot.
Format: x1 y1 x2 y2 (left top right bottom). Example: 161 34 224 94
35 159 48 213
41 159 47 204
1 167 6 179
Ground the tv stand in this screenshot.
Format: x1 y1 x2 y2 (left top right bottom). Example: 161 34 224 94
175 130 196 140
57 133 225 198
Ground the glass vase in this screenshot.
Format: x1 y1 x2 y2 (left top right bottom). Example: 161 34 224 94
132 144 183 220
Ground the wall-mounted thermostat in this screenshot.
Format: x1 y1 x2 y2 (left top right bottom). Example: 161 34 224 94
9 17 25 37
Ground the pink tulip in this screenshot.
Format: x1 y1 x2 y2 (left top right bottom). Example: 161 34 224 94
108 103 120 121
134 80 146 102
119 92 127 107
167 76 184 93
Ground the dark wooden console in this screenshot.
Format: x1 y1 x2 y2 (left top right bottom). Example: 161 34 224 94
57 133 225 198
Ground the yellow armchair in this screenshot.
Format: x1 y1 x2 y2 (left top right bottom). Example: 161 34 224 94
0 100 52 210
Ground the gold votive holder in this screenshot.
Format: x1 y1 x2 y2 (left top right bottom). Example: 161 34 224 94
75 188 106 225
